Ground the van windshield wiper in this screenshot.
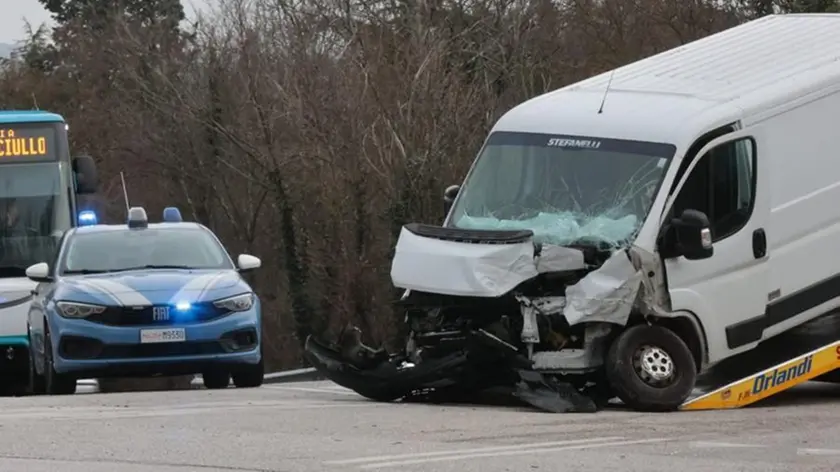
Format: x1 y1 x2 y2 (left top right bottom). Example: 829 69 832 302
63 269 111 274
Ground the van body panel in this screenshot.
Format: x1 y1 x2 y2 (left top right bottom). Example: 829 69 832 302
480 13 840 368
746 89 840 341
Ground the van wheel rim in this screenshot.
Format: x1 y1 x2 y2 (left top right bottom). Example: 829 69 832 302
633 345 675 386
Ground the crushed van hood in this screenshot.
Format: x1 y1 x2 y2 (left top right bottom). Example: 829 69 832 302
389 224 539 298
389 222 660 326
390 223 585 298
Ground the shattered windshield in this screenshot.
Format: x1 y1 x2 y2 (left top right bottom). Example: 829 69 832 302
448 132 676 249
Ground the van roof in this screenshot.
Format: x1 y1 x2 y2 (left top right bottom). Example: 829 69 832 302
492 14 840 147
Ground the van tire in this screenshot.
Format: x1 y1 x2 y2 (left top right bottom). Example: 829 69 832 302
605 324 697 412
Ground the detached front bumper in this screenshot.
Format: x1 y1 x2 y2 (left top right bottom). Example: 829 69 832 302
304 325 601 412
50 311 261 376
305 332 515 402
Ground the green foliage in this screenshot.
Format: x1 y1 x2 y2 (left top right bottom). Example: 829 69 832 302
740 0 840 16
0 23 58 76
11 24 58 73
38 0 185 31
781 0 840 12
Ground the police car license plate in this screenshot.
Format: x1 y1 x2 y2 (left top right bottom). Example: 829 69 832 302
140 328 186 344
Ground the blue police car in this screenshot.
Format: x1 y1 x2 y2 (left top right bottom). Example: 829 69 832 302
24 206 264 395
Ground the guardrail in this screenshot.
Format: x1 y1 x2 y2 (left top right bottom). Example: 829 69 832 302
263 367 323 383
78 367 323 389
189 367 323 386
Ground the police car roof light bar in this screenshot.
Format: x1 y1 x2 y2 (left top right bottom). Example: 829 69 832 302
127 206 148 228
78 210 97 226
163 207 182 222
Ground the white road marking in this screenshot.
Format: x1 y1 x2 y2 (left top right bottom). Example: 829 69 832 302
265 385 360 396
797 448 840 456
353 437 673 469
0 401 377 421
324 437 625 466
690 441 767 449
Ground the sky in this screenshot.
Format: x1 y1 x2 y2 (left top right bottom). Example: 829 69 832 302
1 0 52 44
1 0 213 44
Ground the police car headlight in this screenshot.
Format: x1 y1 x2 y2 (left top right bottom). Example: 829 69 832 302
56 301 107 318
213 293 254 312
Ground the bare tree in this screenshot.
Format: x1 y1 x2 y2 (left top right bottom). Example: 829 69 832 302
1 0 809 370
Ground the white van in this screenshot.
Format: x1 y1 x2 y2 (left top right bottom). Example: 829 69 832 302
305 13 840 412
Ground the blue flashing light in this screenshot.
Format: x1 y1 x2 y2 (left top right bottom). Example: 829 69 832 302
175 302 191 311
163 207 183 222
78 211 97 226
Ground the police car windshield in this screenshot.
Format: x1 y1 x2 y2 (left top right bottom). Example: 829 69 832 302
60 227 234 274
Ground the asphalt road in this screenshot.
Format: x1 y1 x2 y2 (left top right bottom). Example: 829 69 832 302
0 380 839 472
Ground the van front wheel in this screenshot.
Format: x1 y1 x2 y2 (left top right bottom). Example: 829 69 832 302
605 324 697 412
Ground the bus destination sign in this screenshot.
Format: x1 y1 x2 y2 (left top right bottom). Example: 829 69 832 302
0 126 57 161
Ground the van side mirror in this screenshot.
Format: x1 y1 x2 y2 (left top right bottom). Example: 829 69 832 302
443 184 460 219
672 209 713 260
72 155 98 194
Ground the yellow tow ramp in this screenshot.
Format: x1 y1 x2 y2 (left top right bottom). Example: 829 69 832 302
679 340 840 410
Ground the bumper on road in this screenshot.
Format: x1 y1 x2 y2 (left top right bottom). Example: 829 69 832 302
50 312 261 377
0 335 30 375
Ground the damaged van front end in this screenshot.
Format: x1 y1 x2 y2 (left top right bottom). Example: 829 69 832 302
305 131 706 413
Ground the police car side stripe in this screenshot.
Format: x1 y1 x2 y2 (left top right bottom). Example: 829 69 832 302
197 272 231 300
72 280 122 305
169 273 221 303
215 273 241 291
80 279 153 306
73 279 130 305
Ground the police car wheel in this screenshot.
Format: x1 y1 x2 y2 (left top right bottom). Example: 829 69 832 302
605 324 696 412
26 337 46 395
43 327 77 395
232 361 264 388
202 370 230 389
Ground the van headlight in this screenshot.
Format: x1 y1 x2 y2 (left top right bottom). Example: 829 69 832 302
213 293 255 313
56 301 107 318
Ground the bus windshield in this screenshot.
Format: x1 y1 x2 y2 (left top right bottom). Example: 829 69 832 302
0 163 71 278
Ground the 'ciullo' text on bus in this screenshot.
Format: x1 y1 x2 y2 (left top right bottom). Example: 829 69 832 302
0 129 48 158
